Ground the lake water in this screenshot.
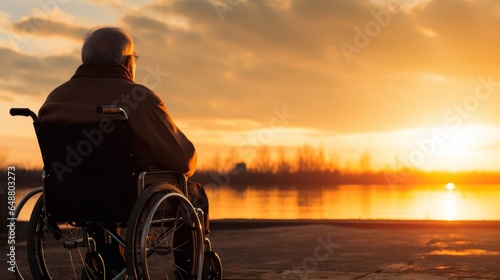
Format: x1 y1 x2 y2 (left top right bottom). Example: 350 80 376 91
14 183 500 221
204 184 500 221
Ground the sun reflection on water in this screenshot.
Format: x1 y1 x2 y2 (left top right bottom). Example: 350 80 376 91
443 191 457 221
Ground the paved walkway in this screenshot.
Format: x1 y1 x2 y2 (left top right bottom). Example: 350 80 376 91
3 220 500 279
210 220 500 279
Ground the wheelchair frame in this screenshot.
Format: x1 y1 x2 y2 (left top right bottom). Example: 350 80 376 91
10 106 222 280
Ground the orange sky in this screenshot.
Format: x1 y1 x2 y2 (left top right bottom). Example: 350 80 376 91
2 0 500 171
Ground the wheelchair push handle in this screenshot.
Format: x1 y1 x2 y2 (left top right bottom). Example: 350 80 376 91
10 108 31 116
10 108 39 122
96 105 128 119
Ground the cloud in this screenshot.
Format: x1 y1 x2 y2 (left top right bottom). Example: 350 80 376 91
117 1 345 128
118 1 399 132
122 14 170 43
89 0 123 4
0 47 80 96
4 0 500 136
11 17 88 41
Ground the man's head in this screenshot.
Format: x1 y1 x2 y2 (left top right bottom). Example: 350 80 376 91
81 27 137 80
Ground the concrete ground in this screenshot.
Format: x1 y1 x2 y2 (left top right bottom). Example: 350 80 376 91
2 220 500 279
209 220 500 280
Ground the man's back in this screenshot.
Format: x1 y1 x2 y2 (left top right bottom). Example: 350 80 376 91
39 61 196 176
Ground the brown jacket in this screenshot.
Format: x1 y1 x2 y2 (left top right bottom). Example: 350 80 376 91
39 64 197 176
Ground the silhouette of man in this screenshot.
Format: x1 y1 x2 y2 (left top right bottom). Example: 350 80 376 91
39 26 209 278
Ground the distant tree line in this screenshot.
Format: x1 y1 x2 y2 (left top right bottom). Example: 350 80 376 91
192 168 500 187
204 145 348 174
6 145 500 188
191 145 500 187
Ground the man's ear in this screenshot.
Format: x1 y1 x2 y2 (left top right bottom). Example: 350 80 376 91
123 55 135 80
123 55 132 68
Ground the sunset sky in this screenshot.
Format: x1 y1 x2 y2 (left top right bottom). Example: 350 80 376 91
3 0 500 172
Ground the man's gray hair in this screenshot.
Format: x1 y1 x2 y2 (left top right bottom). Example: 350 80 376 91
81 27 134 65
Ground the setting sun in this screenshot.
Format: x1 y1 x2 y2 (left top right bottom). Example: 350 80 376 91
446 183 455 191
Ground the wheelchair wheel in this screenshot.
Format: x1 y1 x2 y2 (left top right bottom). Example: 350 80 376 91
202 251 222 280
11 186 43 280
126 182 204 280
27 196 89 279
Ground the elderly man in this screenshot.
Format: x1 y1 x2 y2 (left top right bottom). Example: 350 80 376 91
39 27 208 278
39 27 197 176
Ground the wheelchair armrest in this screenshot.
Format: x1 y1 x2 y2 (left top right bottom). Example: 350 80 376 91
138 168 188 197
140 165 167 172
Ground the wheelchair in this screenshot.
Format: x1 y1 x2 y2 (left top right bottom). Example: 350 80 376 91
10 106 222 280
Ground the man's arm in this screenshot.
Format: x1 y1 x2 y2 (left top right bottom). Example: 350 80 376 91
134 91 197 176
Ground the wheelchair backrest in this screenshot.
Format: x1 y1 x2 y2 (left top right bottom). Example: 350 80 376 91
34 118 140 224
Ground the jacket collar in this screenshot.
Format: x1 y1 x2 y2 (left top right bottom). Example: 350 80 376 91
71 64 134 82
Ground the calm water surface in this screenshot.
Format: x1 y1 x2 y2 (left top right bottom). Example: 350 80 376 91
15 184 500 221
205 184 500 221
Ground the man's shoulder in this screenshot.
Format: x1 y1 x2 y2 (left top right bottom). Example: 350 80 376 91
131 83 163 103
